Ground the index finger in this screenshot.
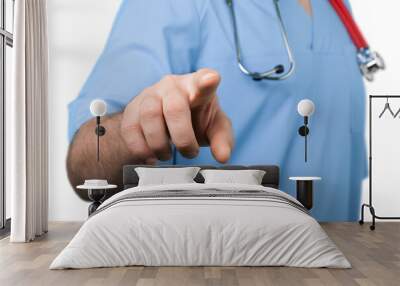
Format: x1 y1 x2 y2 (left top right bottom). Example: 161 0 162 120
182 68 221 108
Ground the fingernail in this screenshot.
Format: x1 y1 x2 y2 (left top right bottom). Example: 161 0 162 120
186 149 199 159
201 72 219 84
216 144 231 164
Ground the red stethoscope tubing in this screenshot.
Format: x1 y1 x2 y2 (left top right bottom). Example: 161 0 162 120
329 0 368 50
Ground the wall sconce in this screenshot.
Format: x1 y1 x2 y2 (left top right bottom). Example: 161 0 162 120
90 99 107 161
297 99 315 162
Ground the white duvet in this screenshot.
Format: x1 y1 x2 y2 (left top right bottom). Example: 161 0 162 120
50 183 350 269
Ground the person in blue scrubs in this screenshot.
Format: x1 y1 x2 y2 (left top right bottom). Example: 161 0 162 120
67 0 366 221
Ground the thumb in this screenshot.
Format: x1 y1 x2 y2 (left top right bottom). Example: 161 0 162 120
187 68 221 108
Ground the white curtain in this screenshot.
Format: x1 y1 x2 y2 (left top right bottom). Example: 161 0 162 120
9 0 48 242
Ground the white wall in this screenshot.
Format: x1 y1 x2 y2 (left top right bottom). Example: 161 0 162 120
48 0 121 220
352 0 400 221
48 0 400 221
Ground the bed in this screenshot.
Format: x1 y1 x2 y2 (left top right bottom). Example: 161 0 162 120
50 165 350 269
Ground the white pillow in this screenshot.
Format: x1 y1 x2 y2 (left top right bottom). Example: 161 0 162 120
135 167 201 186
200 169 266 185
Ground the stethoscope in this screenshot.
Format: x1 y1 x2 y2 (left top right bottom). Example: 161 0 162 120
226 0 294 81
226 0 385 82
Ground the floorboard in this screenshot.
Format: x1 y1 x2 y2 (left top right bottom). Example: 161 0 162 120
0 222 399 286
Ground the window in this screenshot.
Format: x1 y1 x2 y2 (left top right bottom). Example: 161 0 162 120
0 0 14 233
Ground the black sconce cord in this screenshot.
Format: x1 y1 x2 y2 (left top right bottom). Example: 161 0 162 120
305 131 308 162
96 116 100 162
95 116 106 162
304 116 308 162
298 116 309 163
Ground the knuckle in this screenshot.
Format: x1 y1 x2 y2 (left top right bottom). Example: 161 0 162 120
120 122 141 137
140 97 162 120
164 100 187 118
124 97 140 115
161 74 176 85
144 127 164 143
141 87 154 96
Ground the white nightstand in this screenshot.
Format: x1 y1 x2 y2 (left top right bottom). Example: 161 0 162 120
289 177 321 210
77 181 117 216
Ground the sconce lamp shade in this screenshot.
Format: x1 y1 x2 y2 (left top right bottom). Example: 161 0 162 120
90 99 107 117
297 99 315 117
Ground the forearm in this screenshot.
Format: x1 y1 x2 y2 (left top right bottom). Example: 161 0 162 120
66 112 134 191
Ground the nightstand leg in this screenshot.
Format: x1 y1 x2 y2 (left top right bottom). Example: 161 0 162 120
87 189 106 216
296 181 313 210
88 202 101 216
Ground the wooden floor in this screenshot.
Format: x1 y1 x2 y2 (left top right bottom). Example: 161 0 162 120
0 222 399 286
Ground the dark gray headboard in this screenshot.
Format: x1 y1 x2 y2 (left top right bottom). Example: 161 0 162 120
123 165 280 189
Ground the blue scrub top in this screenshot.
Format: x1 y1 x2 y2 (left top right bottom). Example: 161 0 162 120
68 0 366 222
